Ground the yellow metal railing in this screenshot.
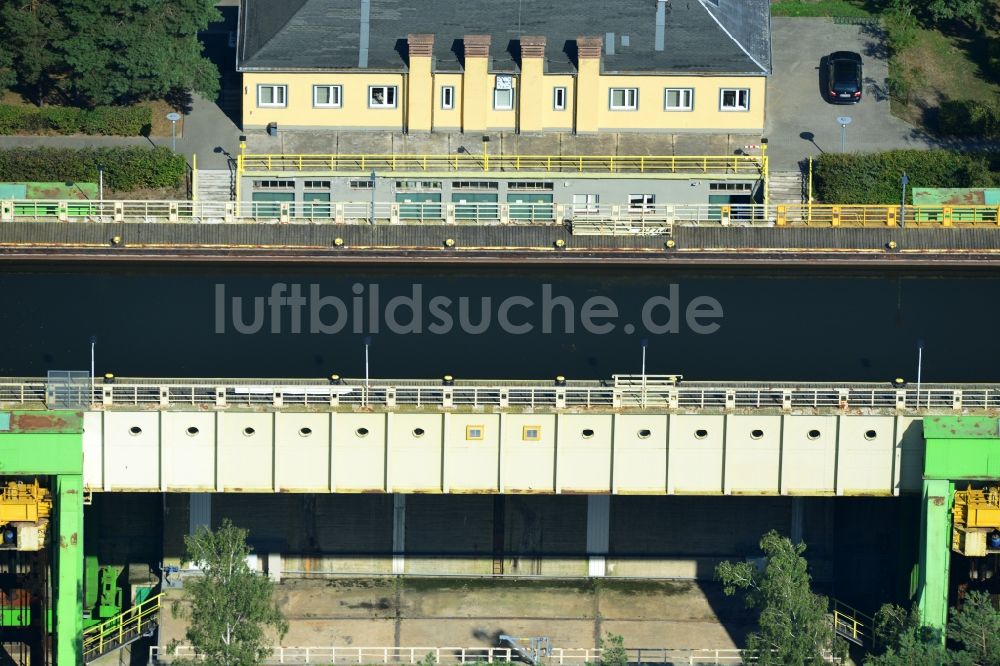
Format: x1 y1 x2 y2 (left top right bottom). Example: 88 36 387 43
831 600 873 646
82 593 162 662
779 204 1000 227
238 153 766 175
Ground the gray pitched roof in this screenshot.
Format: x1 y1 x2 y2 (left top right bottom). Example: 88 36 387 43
238 0 770 75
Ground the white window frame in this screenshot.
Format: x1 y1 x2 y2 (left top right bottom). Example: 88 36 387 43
368 85 398 109
719 88 750 112
609 88 638 111
553 87 567 111
628 193 655 213
441 86 455 110
664 88 694 111
493 87 514 111
313 85 342 108
257 84 287 108
572 193 599 214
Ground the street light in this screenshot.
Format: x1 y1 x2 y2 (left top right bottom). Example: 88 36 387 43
166 112 182 152
900 172 909 229
369 170 377 225
89 336 97 403
96 164 104 201
836 116 852 153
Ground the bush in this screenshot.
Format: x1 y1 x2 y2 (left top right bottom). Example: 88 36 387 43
0 104 151 136
0 147 186 191
813 150 999 204
937 99 1000 138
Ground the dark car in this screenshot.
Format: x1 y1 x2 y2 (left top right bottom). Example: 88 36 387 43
826 51 863 104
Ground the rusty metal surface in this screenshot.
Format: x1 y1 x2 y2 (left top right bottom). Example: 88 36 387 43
0 411 83 434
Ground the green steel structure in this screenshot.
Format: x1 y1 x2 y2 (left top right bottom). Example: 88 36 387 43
0 411 84 666
918 416 1000 634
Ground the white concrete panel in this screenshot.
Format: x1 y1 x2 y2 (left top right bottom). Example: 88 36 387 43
612 414 668 493
387 413 442 492
668 414 726 494
82 410 103 490
275 412 331 491
724 415 781 494
556 414 613 492
161 412 216 490
332 413 386 492
104 411 160 490
217 412 274 491
836 416 896 495
781 415 838 494
500 413 557 492
896 415 925 494
443 413 500 492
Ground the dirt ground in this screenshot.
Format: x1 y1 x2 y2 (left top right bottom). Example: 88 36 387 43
159 577 753 652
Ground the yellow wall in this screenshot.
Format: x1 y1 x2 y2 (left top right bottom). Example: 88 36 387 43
594 74 766 131
242 72 405 130
241 70 765 133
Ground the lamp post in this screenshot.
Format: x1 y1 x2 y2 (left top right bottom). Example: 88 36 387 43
900 172 909 229
89 335 96 404
97 164 104 202
916 338 924 410
640 338 648 408
369 170 376 225
166 112 181 152
364 335 371 389
836 116 852 153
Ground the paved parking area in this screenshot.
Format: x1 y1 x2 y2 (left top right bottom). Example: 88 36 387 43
765 17 929 169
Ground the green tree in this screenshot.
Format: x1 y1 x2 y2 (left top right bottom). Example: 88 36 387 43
948 590 1000 665
57 0 221 106
598 633 628 666
715 530 843 666
174 519 288 666
864 625 955 666
0 0 66 103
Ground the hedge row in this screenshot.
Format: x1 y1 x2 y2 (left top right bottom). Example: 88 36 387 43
937 99 1000 139
0 147 186 191
813 150 999 204
0 104 152 136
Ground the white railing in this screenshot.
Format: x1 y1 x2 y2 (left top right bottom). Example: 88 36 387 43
150 646 839 666
7 377 1000 413
4 199 999 229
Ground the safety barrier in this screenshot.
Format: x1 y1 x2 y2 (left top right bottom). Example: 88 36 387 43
239 154 766 176
149 645 840 666
2 199 999 230
1 377 998 412
83 593 162 662
832 600 874 647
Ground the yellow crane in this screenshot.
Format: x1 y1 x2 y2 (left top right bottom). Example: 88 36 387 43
952 486 1000 557
0 479 52 551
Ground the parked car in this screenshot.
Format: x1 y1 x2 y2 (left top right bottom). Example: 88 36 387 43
826 51 863 104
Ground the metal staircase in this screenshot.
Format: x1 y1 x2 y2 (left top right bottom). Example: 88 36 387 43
83 593 162 663
831 599 873 646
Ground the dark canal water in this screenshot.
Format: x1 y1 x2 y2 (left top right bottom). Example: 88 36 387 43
1 265 997 383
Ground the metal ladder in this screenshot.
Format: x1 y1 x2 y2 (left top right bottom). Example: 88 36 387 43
82 593 162 663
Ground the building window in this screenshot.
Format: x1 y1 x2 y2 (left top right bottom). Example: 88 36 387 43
522 426 541 441
553 87 567 111
720 88 750 111
466 425 484 441
709 182 753 191
452 181 499 190
369 86 397 108
609 88 638 111
349 179 374 189
257 84 286 108
441 86 455 110
494 88 514 110
313 85 342 108
396 180 442 190
253 179 294 188
304 180 331 189
664 88 694 111
508 181 554 191
573 193 599 213
628 194 655 212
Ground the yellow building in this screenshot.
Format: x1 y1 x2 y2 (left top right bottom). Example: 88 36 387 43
236 0 771 134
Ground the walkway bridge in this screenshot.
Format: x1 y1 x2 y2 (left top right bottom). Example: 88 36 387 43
2 376 998 495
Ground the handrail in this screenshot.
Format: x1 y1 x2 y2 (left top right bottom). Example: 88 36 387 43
5 377 1000 412
831 599 874 646
239 153 766 175
83 593 162 662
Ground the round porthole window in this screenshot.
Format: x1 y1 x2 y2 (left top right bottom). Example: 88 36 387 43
243 426 256 437
186 426 199 437
807 429 821 440
356 427 369 438
129 426 142 436
750 429 764 440
299 427 313 437
864 429 877 441
413 427 425 438
582 429 595 439
695 429 708 440
637 429 652 439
